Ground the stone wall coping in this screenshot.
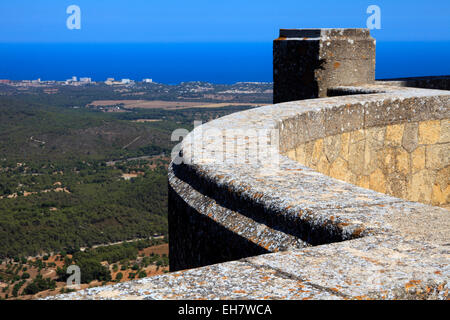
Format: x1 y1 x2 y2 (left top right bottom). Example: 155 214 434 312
51 83 449 300
278 28 372 40
46 233 449 300
177 83 448 242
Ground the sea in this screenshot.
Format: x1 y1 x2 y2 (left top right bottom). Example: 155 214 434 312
0 42 449 84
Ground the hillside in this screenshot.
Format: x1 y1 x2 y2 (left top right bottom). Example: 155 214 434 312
0 87 262 257
0 82 269 299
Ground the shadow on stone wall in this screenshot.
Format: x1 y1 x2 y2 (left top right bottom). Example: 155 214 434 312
168 162 361 271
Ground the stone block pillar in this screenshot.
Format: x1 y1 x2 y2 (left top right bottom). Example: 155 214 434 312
273 28 376 103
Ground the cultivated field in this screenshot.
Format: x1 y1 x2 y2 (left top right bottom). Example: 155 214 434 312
88 100 263 110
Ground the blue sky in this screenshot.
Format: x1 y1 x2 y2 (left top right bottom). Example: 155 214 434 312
0 0 449 42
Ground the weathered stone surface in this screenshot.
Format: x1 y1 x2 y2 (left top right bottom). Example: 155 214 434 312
380 146 397 174
396 148 410 175
364 136 381 174
295 145 306 164
311 138 324 167
288 117 448 207
435 166 449 191
328 157 350 182
366 126 385 149
377 75 450 91
402 122 419 152
426 144 449 170
419 120 441 144
165 81 449 281
409 170 436 203
274 28 375 103
340 132 350 161
432 183 448 206
348 139 365 175
412 146 426 173
385 123 405 145
369 168 386 194
50 29 450 301
440 119 450 143
324 135 341 163
49 233 449 300
386 172 408 200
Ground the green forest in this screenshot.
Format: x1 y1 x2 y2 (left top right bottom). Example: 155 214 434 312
0 90 253 258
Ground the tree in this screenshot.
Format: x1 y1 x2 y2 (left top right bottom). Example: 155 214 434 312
77 259 111 284
23 275 56 295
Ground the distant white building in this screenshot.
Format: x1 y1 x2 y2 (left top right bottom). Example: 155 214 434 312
80 77 92 83
142 78 153 83
121 79 132 84
104 78 115 85
71 76 77 82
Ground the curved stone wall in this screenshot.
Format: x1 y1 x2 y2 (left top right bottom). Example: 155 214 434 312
51 28 449 300
284 119 449 207
53 83 450 300
168 83 449 273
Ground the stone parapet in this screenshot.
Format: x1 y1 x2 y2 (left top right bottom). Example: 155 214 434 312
165 83 449 274
50 83 449 300
274 28 375 103
50 29 449 300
